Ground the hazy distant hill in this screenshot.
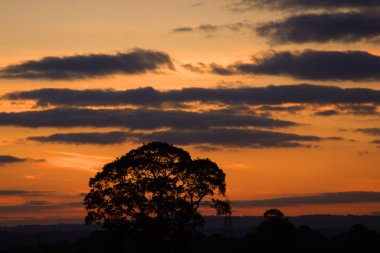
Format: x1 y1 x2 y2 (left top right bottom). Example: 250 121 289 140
1 215 380 249
204 215 380 237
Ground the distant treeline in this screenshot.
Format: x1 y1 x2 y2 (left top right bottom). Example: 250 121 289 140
1 215 380 253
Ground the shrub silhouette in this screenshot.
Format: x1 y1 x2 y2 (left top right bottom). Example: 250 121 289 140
83 142 231 252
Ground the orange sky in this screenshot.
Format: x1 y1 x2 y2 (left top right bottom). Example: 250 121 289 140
1 0 380 223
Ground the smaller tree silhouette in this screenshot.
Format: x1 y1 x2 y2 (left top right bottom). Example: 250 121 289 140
264 209 284 220
84 142 231 252
330 224 380 253
255 209 299 253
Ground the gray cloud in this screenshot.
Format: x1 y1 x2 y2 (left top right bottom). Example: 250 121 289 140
315 105 379 117
257 12 380 45
232 192 380 207
257 105 305 113
5 87 163 107
0 48 174 80
28 131 128 145
0 190 53 196
0 107 296 129
209 50 380 81
25 128 325 148
232 0 380 11
340 104 378 115
174 27 194 32
210 64 235 75
0 155 27 166
356 128 380 136
0 216 85 226
5 84 380 107
0 201 82 213
132 128 323 148
173 22 253 34
182 63 208 73
314 110 340 116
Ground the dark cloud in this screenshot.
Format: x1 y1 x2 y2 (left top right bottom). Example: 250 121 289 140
6 84 380 107
314 110 340 116
0 155 27 166
25 128 326 148
173 22 253 34
173 27 194 32
257 12 380 45
341 104 378 115
371 139 380 146
0 190 53 196
182 63 207 73
5 87 162 107
0 48 174 80
191 145 223 152
314 105 379 117
257 105 305 113
0 216 85 226
28 131 128 145
0 107 295 129
210 50 380 81
326 136 345 141
231 192 380 207
0 201 82 213
232 0 380 11
133 128 323 148
196 24 219 33
356 128 380 136
210 64 235 75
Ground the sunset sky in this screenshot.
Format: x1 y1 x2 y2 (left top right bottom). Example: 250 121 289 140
2 0 380 225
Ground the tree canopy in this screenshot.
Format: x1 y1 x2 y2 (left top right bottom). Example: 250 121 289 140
264 209 284 220
83 142 231 249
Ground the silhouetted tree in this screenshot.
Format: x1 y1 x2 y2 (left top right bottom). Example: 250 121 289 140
239 209 299 253
84 142 231 252
298 225 327 253
329 224 380 253
264 208 284 220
